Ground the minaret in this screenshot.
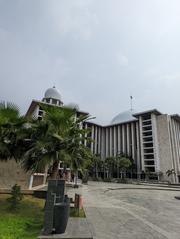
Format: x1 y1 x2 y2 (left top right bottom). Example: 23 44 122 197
130 95 133 111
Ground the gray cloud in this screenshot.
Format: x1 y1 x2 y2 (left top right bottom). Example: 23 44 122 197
0 0 180 124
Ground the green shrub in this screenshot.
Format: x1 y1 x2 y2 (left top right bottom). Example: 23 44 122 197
7 184 23 210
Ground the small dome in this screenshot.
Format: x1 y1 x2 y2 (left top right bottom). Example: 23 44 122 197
44 87 61 101
65 103 79 110
111 110 136 124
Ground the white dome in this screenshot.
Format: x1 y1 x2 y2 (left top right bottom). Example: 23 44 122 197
44 87 61 101
111 110 137 124
65 103 79 110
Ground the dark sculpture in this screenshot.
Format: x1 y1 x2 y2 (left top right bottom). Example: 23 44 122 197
43 180 70 235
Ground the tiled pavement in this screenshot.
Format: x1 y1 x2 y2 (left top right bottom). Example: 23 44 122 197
68 182 180 239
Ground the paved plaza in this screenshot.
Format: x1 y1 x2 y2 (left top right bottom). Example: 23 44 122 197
68 182 180 239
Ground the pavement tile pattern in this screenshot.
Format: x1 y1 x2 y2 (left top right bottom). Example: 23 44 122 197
68 182 180 239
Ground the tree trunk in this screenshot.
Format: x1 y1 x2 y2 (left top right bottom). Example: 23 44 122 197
103 163 106 179
93 165 96 178
51 161 59 179
117 163 119 179
124 170 126 179
43 165 49 184
74 171 78 185
95 163 98 178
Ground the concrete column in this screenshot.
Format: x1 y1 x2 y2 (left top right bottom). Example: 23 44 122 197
127 124 130 156
101 128 106 160
32 105 40 120
136 121 141 178
109 127 112 157
131 123 135 160
94 126 98 154
106 128 109 157
98 127 101 155
113 126 117 156
151 114 160 172
91 125 94 153
168 118 177 182
43 165 48 185
118 125 121 153
29 175 34 189
122 125 125 154
171 120 179 182
84 123 88 146
176 122 180 175
174 122 180 173
138 117 144 171
79 122 83 144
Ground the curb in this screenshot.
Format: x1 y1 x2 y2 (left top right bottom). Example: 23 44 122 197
38 218 93 239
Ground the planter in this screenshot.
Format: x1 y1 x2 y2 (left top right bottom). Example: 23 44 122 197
53 198 70 234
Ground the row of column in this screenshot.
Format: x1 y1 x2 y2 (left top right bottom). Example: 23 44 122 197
87 122 141 166
169 117 180 182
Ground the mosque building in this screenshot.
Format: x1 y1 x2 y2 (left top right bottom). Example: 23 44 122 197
26 87 180 183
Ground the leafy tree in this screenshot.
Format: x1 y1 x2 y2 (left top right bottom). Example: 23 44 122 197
166 169 175 177
113 153 133 179
115 154 121 178
90 154 101 178
118 155 132 179
105 156 115 178
80 155 93 183
166 169 176 183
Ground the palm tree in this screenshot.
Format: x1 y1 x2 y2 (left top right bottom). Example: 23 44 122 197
0 102 27 161
67 143 93 185
21 104 92 179
0 101 93 181
62 111 93 183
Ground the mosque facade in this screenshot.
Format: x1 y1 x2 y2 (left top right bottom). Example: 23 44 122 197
26 87 180 183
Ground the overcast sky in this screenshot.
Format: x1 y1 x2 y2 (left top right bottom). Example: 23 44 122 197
0 0 180 124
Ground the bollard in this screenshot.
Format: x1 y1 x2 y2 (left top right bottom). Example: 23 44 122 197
74 193 83 209
79 194 83 209
74 193 78 208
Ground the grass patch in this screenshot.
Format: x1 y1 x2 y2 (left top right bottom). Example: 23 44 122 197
0 194 86 238
0 194 45 239
70 207 86 218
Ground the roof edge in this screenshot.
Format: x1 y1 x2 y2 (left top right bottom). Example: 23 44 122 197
133 109 162 117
